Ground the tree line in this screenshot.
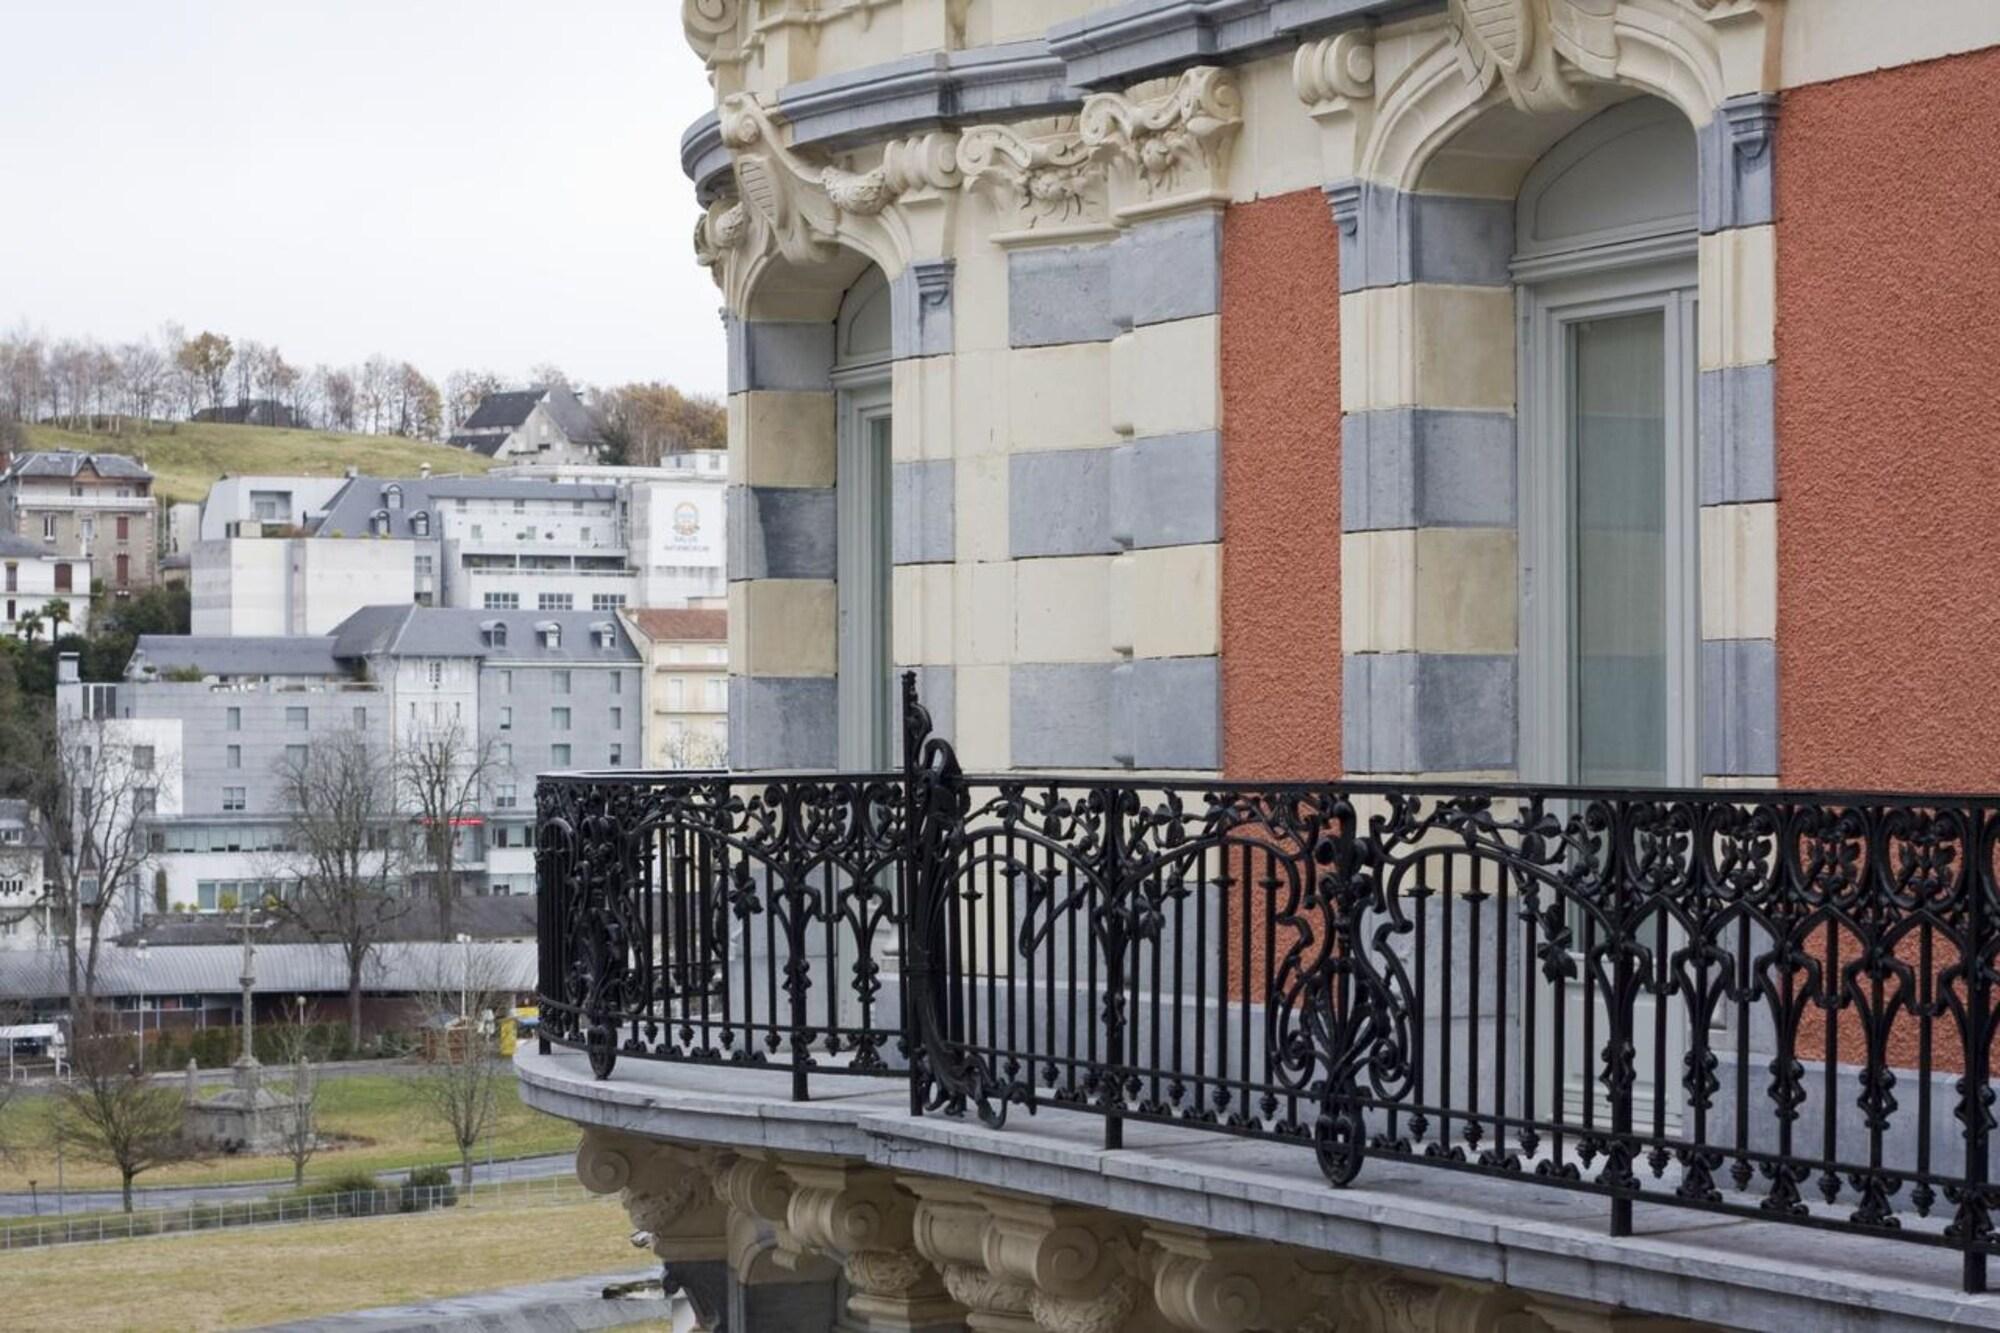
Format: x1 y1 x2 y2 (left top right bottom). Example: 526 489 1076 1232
0 324 724 457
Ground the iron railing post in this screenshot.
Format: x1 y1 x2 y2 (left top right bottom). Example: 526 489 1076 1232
1964 806 1993 1293
1099 783 1125 1152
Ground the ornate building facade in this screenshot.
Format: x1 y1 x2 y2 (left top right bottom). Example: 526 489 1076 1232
524 3 2000 1329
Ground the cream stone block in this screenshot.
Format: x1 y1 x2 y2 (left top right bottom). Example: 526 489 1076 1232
1781 0 2000 89
737 579 836 677
1116 317 1221 439
953 245 1012 355
956 453 1008 562
1700 501 1777 641
891 356 952 463
1699 226 1776 371
1230 51 1323 200
1339 287 1408 413
893 563 954 667
1132 543 1220 659
953 560 1017 666
952 350 1009 458
1014 554 1116 663
1413 286 1516 411
1008 343 1117 452
954 664 1012 769
1108 552 1135 656
1342 528 1417 654
735 390 836 488
1414 527 1517 654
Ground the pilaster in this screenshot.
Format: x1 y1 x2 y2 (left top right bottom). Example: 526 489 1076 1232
784 1160 965 1333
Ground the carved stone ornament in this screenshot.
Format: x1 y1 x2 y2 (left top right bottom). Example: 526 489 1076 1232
682 0 741 65
782 1162 949 1307
1294 29 1377 112
1079 66 1242 205
1448 0 1619 114
956 120 1107 232
575 1129 726 1259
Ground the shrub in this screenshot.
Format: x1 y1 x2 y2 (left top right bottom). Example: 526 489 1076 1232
296 1169 393 1217
399 1165 459 1213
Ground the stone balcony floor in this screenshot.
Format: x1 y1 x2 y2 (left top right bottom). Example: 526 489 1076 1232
518 1047 2000 1332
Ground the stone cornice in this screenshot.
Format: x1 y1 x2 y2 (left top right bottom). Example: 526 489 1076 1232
678 0 1444 195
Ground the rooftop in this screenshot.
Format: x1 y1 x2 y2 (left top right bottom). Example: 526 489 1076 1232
623 607 727 643
0 940 535 1001
128 635 347 680
3 450 153 482
328 605 640 663
311 474 620 541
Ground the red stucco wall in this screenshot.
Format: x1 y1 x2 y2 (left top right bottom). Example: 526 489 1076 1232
1778 48 2000 791
1219 190 1343 779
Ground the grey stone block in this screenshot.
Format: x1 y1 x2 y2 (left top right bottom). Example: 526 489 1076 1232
726 317 836 394
728 485 837 581
730 1275 842 1333
1112 431 1220 549
901 664 956 752
1341 409 1516 532
1112 211 1222 329
1701 638 1777 777
1012 663 1117 768
891 259 956 360
1698 364 1776 505
893 460 956 565
1009 244 1118 347
1699 93 1779 234
1326 181 1513 293
1010 448 1117 558
729 676 837 770
1129 655 1219 769
1345 653 1517 774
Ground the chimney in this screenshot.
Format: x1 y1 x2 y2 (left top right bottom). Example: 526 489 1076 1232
344 465 358 479
420 463 432 479
58 652 80 685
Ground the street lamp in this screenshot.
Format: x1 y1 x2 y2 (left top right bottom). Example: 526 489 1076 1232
455 932 472 1024
133 939 149 1069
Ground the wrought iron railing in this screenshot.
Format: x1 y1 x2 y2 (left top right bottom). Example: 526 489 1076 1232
538 676 2000 1292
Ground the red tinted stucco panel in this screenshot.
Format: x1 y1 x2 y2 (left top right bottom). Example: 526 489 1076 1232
1220 190 1343 779
1777 48 2000 791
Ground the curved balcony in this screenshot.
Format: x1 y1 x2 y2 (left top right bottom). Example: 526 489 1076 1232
527 678 2000 1327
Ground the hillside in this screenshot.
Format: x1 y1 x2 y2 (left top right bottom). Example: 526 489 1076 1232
23 422 496 505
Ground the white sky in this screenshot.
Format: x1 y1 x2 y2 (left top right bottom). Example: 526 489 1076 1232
0 0 726 396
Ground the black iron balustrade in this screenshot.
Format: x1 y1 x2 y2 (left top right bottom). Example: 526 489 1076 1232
538 676 2000 1293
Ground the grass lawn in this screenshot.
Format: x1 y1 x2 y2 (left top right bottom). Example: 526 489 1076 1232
0 1070 579 1194
0 1191 648 1331
26 421 494 505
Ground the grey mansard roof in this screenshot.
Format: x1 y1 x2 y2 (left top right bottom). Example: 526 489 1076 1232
0 532 54 558
0 940 535 1002
328 606 641 664
128 635 346 680
311 475 619 540
461 389 545 431
4 450 153 482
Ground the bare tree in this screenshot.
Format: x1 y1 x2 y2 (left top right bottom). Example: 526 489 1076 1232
265 729 408 1044
268 1001 322 1186
395 714 498 941
37 704 172 1010
408 941 511 1188
117 341 167 427
322 367 357 431
659 725 728 771
357 356 396 435
175 330 233 412
443 369 503 436
52 1009 199 1211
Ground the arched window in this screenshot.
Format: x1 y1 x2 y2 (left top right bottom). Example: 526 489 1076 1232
382 484 403 510
410 510 430 537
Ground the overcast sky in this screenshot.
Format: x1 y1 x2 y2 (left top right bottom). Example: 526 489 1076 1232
0 0 726 396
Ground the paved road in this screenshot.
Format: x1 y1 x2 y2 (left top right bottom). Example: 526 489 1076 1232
253 1269 671 1332
0 1151 575 1218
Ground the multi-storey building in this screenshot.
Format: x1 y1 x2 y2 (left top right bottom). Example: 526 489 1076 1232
621 607 728 768
0 800 50 949
447 385 602 464
0 450 157 593
189 529 417 635
1 532 90 637
93 607 641 913
198 474 351 539
523 5 2000 1331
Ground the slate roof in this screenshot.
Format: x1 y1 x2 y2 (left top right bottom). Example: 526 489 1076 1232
311 475 619 540
0 940 536 1001
128 635 346 679
0 799 45 848
461 390 545 431
448 433 505 455
328 606 640 664
0 532 55 559
624 607 727 643
117 894 537 947
4 450 153 482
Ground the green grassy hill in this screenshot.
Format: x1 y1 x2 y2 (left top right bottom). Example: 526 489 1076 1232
25 422 496 505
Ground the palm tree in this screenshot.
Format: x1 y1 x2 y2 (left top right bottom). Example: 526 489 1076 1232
40 598 71 638
15 608 44 643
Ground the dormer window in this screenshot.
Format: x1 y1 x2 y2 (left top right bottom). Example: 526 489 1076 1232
537 621 561 649
382 484 403 510
369 509 391 536
591 622 616 650
410 510 430 537
481 620 508 648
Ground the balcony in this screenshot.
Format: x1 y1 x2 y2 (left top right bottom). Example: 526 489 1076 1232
524 680 2000 1329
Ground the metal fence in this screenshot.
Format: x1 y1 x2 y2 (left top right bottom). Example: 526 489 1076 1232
538 674 2000 1293
0 1173 591 1251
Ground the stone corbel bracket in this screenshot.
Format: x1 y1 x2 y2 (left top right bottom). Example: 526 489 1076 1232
1079 65 1242 224
1293 27 1378 185
956 118 1115 247
574 1126 727 1260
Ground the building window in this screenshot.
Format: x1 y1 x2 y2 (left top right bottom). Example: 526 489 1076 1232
552 670 571 694
384 483 403 510
707 646 725 664
551 743 571 767
538 593 572 611
552 707 571 731
114 554 129 587
495 783 517 809
707 679 725 710
498 669 512 693
54 562 71 592
609 706 622 729
415 554 434 577
609 743 623 766
667 645 683 663
286 744 307 766
3 562 13 593
669 678 684 708
41 514 55 541
222 787 246 812
427 661 443 687
610 672 623 695
591 593 625 611
410 511 430 537
499 706 512 731
497 742 512 766
227 706 241 731
470 523 483 540
226 745 242 770
115 515 129 542
484 592 518 610
134 787 156 816
286 706 308 731
353 706 367 729
132 745 154 771
513 499 526 514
